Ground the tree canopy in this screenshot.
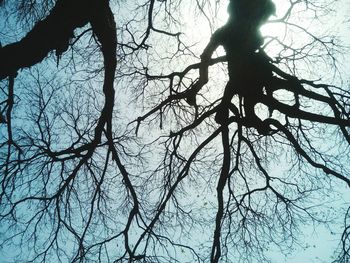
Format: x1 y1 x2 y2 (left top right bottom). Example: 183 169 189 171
0 0 349 262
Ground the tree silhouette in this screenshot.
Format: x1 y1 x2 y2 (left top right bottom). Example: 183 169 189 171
0 0 349 262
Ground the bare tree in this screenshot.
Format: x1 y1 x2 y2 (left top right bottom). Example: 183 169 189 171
0 0 349 262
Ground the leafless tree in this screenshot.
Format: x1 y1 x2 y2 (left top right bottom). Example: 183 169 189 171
0 0 349 262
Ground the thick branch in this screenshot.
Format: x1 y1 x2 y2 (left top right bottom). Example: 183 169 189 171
260 95 350 127
0 0 92 79
211 124 231 263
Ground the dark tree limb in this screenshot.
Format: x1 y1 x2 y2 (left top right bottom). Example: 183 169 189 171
0 0 93 80
211 123 231 263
